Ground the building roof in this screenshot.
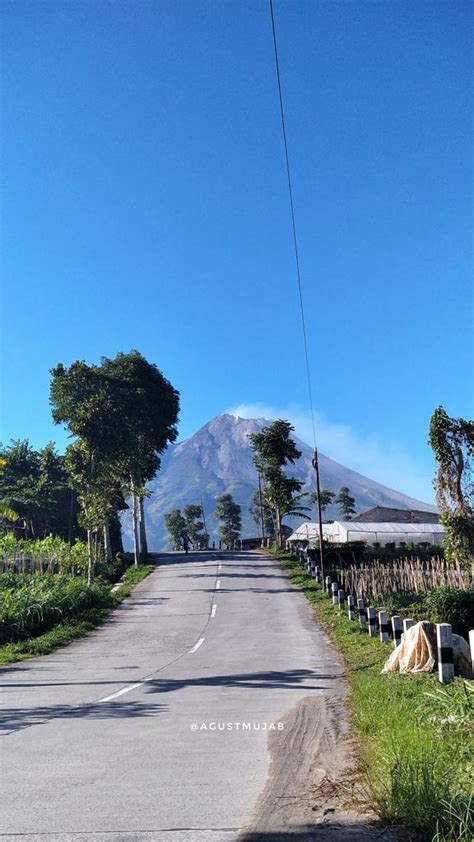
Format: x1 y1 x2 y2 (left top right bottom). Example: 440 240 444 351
351 506 439 524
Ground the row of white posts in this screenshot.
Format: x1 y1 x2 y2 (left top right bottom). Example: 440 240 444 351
295 547 470 685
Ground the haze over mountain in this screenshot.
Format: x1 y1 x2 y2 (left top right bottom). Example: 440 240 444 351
124 414 436 551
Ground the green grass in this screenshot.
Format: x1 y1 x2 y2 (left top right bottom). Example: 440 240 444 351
278 552 474 841
0 563 154 665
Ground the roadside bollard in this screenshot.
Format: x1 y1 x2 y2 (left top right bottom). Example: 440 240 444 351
436 623 454 684
314 565 321 584
347 595 355 620
367 607 377 637
325 575 332 596
378 610 389 643
403 618 415 634
338 589 345 612
469 630 474 677
392 615 403 648
331 582 338 604
357 598 366 625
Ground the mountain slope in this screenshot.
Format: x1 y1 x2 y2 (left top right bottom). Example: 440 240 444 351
128 414 436 550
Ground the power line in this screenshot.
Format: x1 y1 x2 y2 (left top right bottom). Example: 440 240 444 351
269 0 325 577
269 0 316 451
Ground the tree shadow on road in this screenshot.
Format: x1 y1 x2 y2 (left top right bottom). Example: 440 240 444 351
143 668 342 696
239 822 395 840
0 699 167 735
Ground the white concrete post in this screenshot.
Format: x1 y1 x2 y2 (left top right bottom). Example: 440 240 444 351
392 615 403 648
357 598 366 625
314 565 321 583
403 618 415 634
378 611 389 643
325 575 332 596
367 607 377 637
347 595 355 620
338 589 345 612
436 623 454 684
469 630 474 677
331 582 338 604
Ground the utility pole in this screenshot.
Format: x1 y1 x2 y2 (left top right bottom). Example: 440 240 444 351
257 472 266 547
311 449 325 580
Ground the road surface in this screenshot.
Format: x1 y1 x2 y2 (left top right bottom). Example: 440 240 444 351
0 552 384 841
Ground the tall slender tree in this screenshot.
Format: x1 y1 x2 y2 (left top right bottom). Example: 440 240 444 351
215 494 241 548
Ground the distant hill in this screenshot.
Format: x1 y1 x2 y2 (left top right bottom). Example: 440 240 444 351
123 414 436 550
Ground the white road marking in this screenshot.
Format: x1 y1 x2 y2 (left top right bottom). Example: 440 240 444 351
216 580 221 589
211 603 217 618
218 563 222 570
188 636 205 654
99 682 143 703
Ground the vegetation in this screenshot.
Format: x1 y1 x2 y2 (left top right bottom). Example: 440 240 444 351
0 533 89 574
164 508 186 550
214 493 241 547
0 562 153 664
309 488 335 519
429 406 474 568
249 419 308 545
50 350 180 574
334 486 356 519
0 441 81 541
277 551 474 841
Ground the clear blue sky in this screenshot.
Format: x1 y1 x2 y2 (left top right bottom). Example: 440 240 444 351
1 0 472 503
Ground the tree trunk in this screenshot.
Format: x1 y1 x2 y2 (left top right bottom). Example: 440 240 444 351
138 494 149 561
104 517 113 564
275 508 282 548
130 473 141 566
87 529 94 585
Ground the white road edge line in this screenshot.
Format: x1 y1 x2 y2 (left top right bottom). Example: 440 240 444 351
188 636 205 654
216 580 221 589
211 603 217 618
99 682 143 703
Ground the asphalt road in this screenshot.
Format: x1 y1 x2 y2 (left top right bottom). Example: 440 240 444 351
0 551 367 841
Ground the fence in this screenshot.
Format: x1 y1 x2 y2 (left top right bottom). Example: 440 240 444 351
0 556 61 575
295 547 473 684
336 557 469 601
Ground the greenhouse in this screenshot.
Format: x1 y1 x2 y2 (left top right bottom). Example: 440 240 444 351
288 521 445 547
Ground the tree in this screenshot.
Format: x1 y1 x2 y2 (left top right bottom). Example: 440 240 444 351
309 488 335 519
215 494 241 548
164 509 186 550
334 487 356 520
183 504 206 548
0 440 75 540
249 489 275 539
429 406 474 566
50 350 180 567
249 420 303 546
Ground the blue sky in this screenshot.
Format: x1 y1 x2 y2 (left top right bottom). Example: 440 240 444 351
1 0 472 503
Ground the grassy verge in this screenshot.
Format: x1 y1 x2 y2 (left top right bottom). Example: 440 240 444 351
0 563 154 666
278 552 473 842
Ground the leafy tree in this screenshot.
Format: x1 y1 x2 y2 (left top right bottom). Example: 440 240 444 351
183 504 206 548
334 487 356 520
51 350 180 566
309 488 335 519
164 509 186 550
215 493 241 548
249 420 303 545
0 440 75 540
249 489 275 538
429 406 474 566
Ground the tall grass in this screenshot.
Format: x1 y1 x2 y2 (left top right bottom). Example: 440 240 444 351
279 553 474 841
0 572 112 642
0 534 88 575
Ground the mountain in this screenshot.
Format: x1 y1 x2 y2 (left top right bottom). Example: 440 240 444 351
124 414 436 550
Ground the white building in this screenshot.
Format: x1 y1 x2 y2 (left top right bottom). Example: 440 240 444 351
288 520 445 547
